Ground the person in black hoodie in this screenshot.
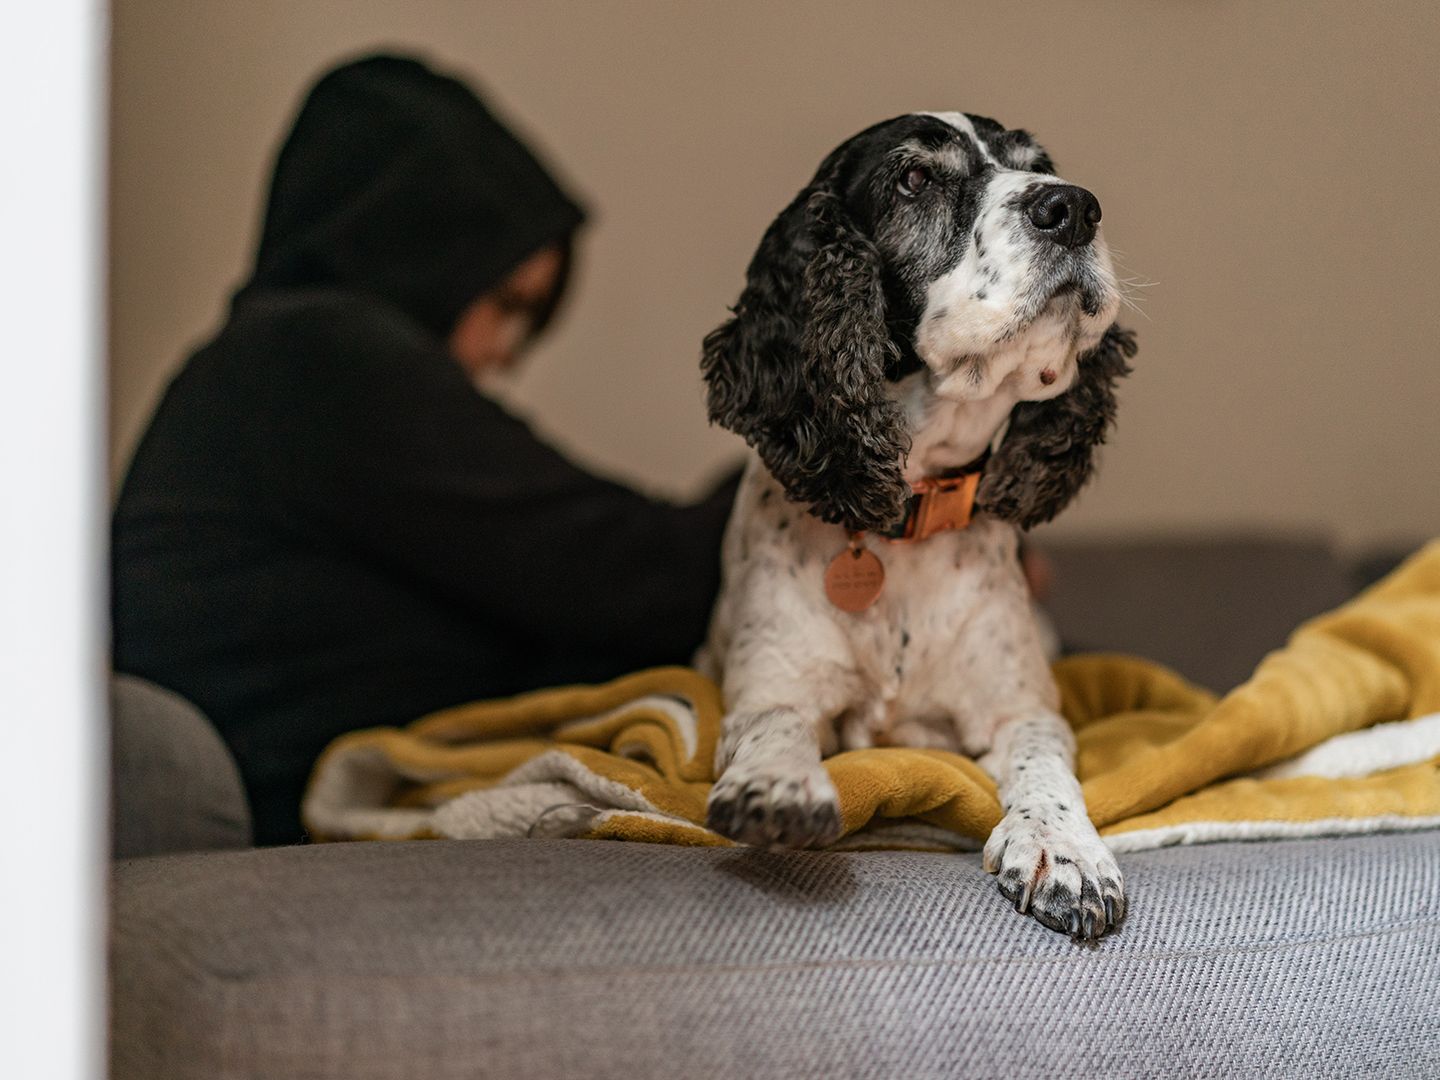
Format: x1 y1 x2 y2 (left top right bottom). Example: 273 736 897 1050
112 54 739 846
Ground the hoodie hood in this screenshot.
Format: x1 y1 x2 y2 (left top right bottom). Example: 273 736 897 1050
241 53 586 337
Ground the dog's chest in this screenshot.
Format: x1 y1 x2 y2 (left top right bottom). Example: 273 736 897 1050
718 464 1030 748
836 521 1019 722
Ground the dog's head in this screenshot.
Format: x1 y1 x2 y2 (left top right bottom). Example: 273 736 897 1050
702 112 1134 532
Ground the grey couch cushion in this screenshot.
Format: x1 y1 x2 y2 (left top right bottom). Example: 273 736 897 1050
111 833 1440 1079
111 675 252 858
1043 536 1354 692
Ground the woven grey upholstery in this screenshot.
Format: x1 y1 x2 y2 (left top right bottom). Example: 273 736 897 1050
111 833 1440 1079
1044 536 1352 692
111 675 252 857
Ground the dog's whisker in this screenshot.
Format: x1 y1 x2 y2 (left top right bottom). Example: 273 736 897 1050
1117 294 1151 321
1113 280 1152 321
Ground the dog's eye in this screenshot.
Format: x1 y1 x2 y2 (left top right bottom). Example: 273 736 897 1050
898 166 931 197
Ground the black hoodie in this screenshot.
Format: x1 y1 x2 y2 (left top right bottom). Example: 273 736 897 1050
112 54 737 845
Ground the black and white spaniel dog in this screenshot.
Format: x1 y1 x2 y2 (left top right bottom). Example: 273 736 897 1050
697 112 1136 940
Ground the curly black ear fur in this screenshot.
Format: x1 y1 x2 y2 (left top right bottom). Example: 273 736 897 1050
701 186 911 532
975 325 1135 529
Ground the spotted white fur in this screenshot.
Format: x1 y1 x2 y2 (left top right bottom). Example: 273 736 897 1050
703 458 1124 924
702 111 1127 940
701 458 1126 936
893 370 1011 483
913 149 1119 405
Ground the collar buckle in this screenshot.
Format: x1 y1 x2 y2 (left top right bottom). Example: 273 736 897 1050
880 466 983 543
906 470 981 541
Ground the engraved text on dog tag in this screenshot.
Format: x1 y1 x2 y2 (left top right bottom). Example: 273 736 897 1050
825 536 884 613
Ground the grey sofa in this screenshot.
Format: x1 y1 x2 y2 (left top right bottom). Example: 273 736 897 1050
109 537 1440 1079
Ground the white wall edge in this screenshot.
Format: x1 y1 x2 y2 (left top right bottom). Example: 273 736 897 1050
0 2 108 1077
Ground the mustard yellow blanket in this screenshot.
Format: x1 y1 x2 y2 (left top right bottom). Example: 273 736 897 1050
303 541 1440 852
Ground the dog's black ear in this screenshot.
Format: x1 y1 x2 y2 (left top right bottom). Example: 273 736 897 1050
702 186 910 532
976 325 1136 529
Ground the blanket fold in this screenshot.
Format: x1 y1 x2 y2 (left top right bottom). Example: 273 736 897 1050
304 541 1440 852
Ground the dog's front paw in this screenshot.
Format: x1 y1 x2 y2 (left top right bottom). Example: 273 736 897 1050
983 811 1125 940
707 761 843 849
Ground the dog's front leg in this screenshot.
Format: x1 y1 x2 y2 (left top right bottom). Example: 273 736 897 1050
707 699 845 850
980 709 1125 940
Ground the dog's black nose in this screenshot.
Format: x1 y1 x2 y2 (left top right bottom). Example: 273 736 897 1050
1023 185 1101 248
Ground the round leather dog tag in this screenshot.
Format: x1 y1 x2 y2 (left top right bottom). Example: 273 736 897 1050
825 542 884 613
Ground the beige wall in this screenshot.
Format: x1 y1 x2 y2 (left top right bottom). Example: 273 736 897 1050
110 0 1440 551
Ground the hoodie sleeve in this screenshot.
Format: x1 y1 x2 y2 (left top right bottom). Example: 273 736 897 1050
270 300 737 667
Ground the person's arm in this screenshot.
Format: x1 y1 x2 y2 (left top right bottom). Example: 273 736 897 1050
270 303 738 667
